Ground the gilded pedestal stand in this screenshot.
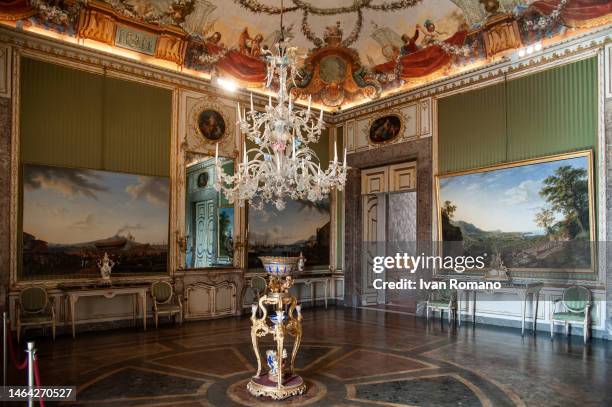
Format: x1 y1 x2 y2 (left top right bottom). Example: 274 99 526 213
247 257 306 400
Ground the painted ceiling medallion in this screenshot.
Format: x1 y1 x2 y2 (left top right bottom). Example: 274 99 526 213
291 26 381 107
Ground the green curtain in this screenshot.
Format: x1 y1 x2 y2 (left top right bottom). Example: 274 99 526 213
506 58 597 162
438 82 507 173
438 57 597 174
20 58 104 169
103 77 171 177
20 58 171 177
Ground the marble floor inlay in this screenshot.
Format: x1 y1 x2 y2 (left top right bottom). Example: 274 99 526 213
7 308 610 406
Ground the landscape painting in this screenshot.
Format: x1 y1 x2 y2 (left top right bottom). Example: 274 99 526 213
248 199 330 270
22 164 169 278
437 151 594 272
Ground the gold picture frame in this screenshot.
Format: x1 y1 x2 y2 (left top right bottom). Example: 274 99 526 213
367 111 406 146
189 99 231 149
435 150 596 273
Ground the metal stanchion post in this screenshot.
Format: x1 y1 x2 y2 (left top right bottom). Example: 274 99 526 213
2 312 6 388
26 342 35 407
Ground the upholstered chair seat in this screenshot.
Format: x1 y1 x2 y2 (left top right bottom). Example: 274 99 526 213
552 312 586 322
156 303 182 313
428 300 452 308
19 312 54 324
550 286 591 344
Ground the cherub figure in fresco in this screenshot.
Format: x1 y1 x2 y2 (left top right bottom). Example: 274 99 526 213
238 28 264 57
417 20 448 47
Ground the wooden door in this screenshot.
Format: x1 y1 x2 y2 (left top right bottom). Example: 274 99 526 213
361 193 387 305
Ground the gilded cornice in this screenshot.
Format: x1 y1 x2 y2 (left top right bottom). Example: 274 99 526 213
0 24 304 116
1 23 610 125
327 25 612 124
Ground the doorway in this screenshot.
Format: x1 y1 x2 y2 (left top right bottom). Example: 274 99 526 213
360 162 417 311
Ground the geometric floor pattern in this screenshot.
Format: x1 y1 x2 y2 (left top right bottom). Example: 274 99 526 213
8 308 611 406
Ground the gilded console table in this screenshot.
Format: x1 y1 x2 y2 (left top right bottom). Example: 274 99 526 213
64 286 148 338
457 281 544 335
294 275 330 309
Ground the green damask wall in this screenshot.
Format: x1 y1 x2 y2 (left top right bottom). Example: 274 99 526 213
20 58 171 177
438 57 597 174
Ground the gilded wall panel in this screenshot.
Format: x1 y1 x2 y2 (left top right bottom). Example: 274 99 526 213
400 103 418 139
419 98 432 137
344 98 426 155
182 91 238 157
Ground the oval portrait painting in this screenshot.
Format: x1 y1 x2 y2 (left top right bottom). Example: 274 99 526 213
197 109 226 141
369 114 402 144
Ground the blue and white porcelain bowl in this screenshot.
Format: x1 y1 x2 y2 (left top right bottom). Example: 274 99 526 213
269 312 288 324
259 256 300 277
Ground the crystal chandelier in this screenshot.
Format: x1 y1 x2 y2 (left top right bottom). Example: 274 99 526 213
214 3 347 211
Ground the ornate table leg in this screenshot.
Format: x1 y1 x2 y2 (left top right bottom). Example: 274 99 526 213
250 300 268 378
520 290 527 336
324 280 328 309
275 318 285 391
457 290 462 327
141 292 147 331
310 281 315 308
289 303 302 375
472 291 476 324
69 295 77 339
533 289 540 333
133 294 137 327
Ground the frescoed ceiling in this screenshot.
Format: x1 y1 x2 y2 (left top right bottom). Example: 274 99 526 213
1 1 611 108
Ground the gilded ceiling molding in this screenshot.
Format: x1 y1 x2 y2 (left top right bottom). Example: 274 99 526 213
0 24 287 110
4 0 609 110
0 22 609 126
76 0 190 65
329 26 611 123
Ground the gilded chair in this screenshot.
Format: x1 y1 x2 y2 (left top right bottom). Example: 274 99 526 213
550 286 591 344
151 281 183 328
426 288 457 323
16 287 55 343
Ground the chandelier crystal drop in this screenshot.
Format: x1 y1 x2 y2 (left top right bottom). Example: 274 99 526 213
214 42 347 211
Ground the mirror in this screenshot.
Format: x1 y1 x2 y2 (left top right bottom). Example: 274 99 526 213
184 153 235 268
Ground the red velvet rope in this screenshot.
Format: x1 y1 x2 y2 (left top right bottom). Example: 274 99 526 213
6 322 46 407
33 357 45 407
6 323 28 370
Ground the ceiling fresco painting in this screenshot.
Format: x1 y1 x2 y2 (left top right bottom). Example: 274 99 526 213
1 0 610 108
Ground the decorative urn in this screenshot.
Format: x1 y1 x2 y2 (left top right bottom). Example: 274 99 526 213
259 256 300 277
247 256 306 399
